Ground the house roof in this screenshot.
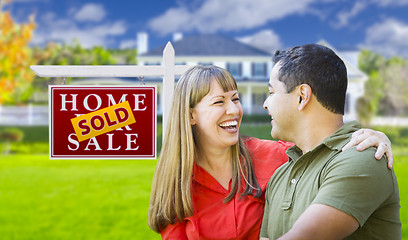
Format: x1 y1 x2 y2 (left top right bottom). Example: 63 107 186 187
140 34 271 57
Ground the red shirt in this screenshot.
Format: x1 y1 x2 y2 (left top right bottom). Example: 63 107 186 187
161 138 293 240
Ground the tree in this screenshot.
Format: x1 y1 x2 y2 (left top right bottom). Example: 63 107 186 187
359 49 386 75
0 0 36 104
32 39 117 87
356 96 374 126
359 49 408 118
378 58 408 115
110 48 138 65
357 50 386 122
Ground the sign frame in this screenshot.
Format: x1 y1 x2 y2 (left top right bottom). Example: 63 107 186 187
49 85 157 160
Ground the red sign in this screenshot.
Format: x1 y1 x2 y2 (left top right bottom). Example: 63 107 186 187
49 85 156 159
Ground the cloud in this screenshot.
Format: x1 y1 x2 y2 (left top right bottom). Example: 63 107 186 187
331 1 367 28
31 7 126 48
236 30 283 54
148 0 316 35
73 3 106 22
361 18 408 58
370 0 408 6
119 39 137 49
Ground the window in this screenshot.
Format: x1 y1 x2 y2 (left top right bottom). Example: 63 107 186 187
227 63 242 77
252 63 266 77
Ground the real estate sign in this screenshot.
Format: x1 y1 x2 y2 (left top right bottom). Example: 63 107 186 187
49 85 156 159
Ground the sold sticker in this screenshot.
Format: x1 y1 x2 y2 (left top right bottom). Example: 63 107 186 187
71 101 136 142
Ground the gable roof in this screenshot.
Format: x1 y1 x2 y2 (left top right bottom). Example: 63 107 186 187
140 34 271 57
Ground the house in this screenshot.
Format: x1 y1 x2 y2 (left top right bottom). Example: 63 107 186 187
137 33 367 121
137 32 273 115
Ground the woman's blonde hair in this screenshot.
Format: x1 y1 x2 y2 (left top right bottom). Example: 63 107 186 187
148 65 261 232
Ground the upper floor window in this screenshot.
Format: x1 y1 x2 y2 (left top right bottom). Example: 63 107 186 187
252 62 267 77
227 63 242 77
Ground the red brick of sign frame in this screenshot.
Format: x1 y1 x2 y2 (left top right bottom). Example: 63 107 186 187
49 85 156 159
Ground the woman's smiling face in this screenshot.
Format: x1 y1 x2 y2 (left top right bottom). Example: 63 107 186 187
190 78 243 150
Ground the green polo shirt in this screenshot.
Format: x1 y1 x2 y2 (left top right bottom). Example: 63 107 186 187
260 121 401 239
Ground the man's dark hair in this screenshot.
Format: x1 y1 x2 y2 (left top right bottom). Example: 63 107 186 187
273 44 348 114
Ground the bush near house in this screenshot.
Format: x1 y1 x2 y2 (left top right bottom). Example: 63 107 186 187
0 126 46 154
0 128 24 154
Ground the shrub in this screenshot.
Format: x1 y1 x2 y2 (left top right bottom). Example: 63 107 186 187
0 128 24 142
0 128 24 154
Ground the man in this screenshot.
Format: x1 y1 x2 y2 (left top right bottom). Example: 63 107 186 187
260 44 400 239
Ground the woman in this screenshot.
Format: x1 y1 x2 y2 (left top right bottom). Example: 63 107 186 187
148 65 392 239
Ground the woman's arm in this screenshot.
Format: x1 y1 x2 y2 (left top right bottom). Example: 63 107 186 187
342 128 393 169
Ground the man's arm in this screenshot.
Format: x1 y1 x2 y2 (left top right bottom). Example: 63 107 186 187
278 204 358 240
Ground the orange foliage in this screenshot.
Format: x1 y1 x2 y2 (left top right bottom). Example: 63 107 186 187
0 2 36 103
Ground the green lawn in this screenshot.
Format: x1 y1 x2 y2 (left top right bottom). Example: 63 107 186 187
0 155 161 240
0 124 407 239
394 154 408 239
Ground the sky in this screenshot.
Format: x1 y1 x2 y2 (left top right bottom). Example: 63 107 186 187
4 0 408 58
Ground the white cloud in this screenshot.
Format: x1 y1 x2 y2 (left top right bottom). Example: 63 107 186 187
361 18 408 58
148 0 316 35
370 0 408 6
148 7 192 35
236 30 283 54
73 3 106 22
32 9 126 48
119 39 137 49
331 1 367 28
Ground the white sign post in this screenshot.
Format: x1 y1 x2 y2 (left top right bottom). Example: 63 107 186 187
31 42 192 140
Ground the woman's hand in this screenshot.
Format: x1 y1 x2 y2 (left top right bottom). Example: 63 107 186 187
342 129 393 169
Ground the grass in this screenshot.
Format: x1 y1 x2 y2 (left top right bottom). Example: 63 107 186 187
0 155 160 240
0 124 407 239
393 155 408 238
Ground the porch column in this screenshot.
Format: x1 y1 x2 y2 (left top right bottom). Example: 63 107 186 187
246 85 253 114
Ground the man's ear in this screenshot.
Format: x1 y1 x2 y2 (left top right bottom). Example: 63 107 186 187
190 108 197 125
297 84 312 111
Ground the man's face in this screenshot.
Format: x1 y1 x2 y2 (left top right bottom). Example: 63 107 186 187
263 63 298 141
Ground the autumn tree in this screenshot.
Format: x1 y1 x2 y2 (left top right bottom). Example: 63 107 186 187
0 0 36 104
